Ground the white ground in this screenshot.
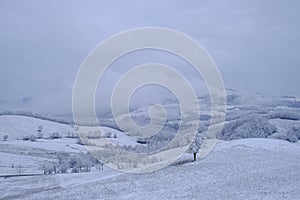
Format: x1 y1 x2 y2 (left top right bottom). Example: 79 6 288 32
0 138 299 200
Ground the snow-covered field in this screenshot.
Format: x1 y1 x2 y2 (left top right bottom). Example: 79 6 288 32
1 138 299 200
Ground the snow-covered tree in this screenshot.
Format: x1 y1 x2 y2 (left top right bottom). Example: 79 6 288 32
69 154 82 173
69 152 98 173
56 152 70 173
40 161 57 174
219 115 277 140
79 152 94 172
188 136 202 161
287 125 300 143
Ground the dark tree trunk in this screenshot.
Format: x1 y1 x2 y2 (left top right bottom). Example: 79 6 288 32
193 153 197 161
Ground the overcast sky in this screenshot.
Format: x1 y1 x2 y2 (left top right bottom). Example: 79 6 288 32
0 0 300 113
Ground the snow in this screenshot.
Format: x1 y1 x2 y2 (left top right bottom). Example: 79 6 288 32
78 126 140 147
57 167 122 188
1 138 87 153
0 115 74 140
215 138 300 153
0 115 140 148
0 152 45 175
269 118 300 133
0 138 299 200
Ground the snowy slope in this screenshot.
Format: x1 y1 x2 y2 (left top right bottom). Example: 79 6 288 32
0 115 140 147
2 138 87 153
77 125 140 147
1 138 299 200
1 91 300 199
0 115 141 178
0 115 74 140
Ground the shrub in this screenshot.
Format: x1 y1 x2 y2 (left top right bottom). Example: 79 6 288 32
23 135 30 141
50 132 61 139
103 132 113 138
3 134 8 141
29 134 36 141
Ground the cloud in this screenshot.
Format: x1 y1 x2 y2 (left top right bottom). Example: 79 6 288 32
0 0 299 114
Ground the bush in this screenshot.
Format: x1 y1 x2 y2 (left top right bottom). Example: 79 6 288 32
23 135 30 141
3 134 8 141
50 132 61 139
103 132 113 138
29 134 36 142
137 138 148 144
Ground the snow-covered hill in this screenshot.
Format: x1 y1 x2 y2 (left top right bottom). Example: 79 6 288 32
0 115 73 140
0 90 300 199
1 138 299 200
0 115 141 146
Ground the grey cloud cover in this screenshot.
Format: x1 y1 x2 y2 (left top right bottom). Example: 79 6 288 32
0 0 300 113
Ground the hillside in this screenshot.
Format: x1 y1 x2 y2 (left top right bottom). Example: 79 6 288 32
1 138 299 200
0 115 73 140
0 92 300 199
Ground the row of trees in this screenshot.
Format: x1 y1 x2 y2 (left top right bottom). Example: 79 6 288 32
22 125 64 141
40 152 103 175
